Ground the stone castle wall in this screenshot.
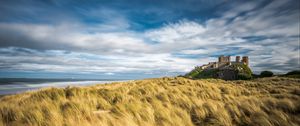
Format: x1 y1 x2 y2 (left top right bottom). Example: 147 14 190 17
199 55 249 69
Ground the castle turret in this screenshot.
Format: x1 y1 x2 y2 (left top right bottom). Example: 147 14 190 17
226 56 231 62
236 56 240 62
242 56 249 66
218 55 230 63
218 55 224 62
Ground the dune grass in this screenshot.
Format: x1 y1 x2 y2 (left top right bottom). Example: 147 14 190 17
0 77 300 126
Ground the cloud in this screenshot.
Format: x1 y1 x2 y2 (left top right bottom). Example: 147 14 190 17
0 0 299 78
0 47 202 75
104 72 115 75
0 22 153 55
145 21 206 43
180 49 211 55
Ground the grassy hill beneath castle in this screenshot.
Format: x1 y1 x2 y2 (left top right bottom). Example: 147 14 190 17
185 64 253 80
1 77 300 126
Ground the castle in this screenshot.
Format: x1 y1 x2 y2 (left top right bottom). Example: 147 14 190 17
198 55 249 70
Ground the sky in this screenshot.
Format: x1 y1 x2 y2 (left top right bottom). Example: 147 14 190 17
0 0 299 79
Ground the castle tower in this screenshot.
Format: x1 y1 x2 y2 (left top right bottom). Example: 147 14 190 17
218 55 231 63
242 56 249 66
226 56 231 62
236 56 240 62
218 55 224 62
213 63 218 68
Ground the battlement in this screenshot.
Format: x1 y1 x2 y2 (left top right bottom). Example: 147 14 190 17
241 56 249 66
199 55 249 69
218 55 231 63
218 55 249 65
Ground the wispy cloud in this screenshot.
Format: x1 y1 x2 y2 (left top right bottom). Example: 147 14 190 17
0 0 299 78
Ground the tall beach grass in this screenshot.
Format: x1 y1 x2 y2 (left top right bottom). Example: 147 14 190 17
0 77 299 126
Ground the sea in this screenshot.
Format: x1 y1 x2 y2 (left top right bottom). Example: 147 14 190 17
0 78 126 95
